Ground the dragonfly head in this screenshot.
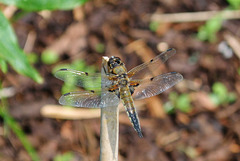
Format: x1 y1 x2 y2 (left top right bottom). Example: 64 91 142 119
108 56 123 69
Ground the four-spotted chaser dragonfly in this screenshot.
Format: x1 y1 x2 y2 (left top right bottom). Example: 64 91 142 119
55 48 183 137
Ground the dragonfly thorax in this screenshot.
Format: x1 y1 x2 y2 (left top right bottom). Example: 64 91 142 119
108 56 127 75
118 77 129 87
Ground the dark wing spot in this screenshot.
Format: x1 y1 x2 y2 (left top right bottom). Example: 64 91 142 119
60 68 68 71
150 59 153 62
171 72 177 74
63 92 71 96
133 83 139 87
108 89 115 92
130 88 135 95
167 48 173 51
150 77 154 81
90 90 95 93
85 72 89 76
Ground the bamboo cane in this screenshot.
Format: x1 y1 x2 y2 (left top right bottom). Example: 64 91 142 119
99 56 119 161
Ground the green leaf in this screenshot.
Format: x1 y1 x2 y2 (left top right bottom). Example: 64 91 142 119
227 0 240 9
95 43 105 53
238 67 240 75
27 53 39 64
0 58 8 73
197 15 223 42
176 94 191 113
169 92 178 103
163 102 175 114
0 11 43 83
149 21 160 32
209 93 221 106
0 0 88 11
41 50 59 65
212 82 228 103
227 92 237 103
210 83 236 105
54 152 74 161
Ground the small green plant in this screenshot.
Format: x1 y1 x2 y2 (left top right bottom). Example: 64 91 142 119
237 67 240 75
197 14 222 42
0 0 88 11
227 0 240 9
53 152 74 161
27 53 39 64
0 11 43 83
149 21 160 32
95 43 105 53
0 58 8 73
164 92 192 114
41 50 59 65
197 0 240 42
209 82 236 106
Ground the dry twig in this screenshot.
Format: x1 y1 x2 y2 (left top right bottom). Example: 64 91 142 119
151 10 240 23
224 32 240 60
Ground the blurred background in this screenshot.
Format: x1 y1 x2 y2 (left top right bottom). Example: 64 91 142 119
1 0 240 160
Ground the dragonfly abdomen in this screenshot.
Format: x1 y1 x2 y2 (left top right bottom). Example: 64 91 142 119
125 108 143 137
120 87 143 137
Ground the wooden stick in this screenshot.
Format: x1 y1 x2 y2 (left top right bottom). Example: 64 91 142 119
223 32 240 60
100 57 119 161
151 10 240 23
40 105 101 120
41 102 144 120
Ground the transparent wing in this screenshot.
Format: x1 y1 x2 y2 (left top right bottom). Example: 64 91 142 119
54 68 102 89
127 48 176 80
59 90 120 108
132 72 183 100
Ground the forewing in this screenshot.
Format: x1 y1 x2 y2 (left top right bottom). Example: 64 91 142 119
59 90 119 108
54 68 102 89
128 48 176 80
132 72 183 100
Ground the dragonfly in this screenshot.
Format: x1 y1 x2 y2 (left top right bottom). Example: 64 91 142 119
54 48 183 137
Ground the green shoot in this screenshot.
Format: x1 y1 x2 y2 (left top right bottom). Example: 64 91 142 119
209 82 236 106
0 11 43 83
197 0 240 42
164 92 192 114
95 43 105 53
41 50 59 65
227 0 240 9
0 0 89 11
163 102 175 114
237 67 240 75
53 152 74 161
175 94 191 113
197 14 222 42
149 21 160 32
27 53 39 64
0 59 8 73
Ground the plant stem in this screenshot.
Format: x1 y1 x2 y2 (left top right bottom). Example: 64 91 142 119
99 56 119 161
